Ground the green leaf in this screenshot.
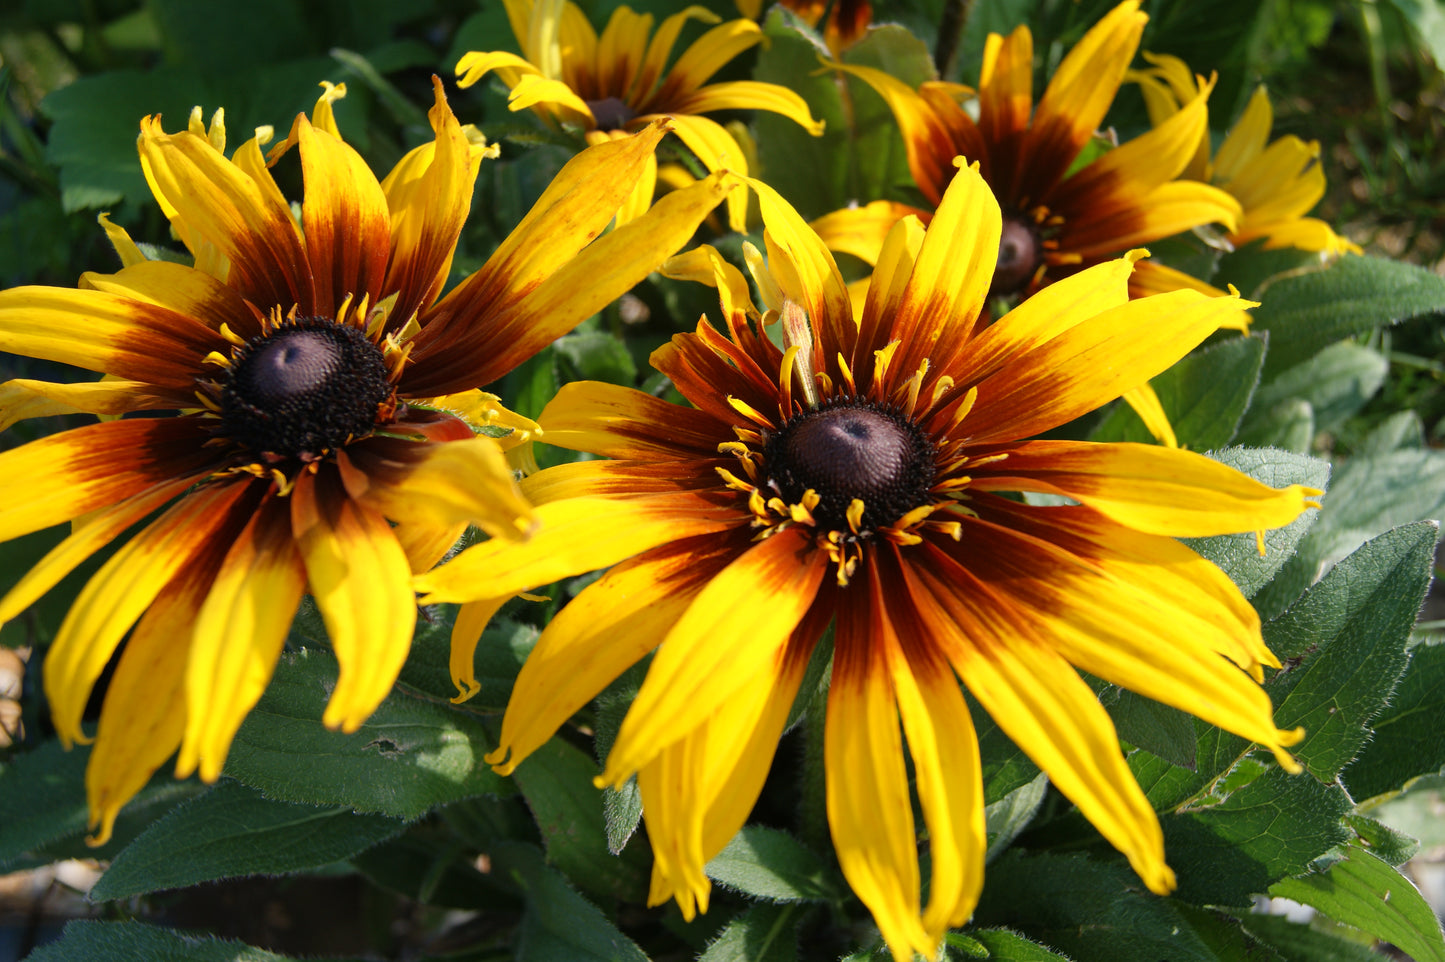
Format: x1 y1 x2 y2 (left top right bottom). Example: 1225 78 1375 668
511 736 648 903
1356 410 1426 456
1181 447 1329 599
1343 813 1420 867
224 648 510 820
1164 768 1353 907
1264 523 1436 780
489 840 650 962
1089 336 1265 449
1270 847 1445 962
972 850 1217 962
1172 903 1286 962
985 772 1049 861
1233 399 1316 454
396 605 538 709
595 676 643 855
1246 342 1389 436
1252 444 1445 620
706 826 842 903
89 780 405 900
1103 687 1197 770
349 827 522 910
1345 638 1445 801
1213 243 1326 301
555 330 639 387
966 928 1071 960
1244 913 1384 962
1383 0 1445 71
1251 255 1445 377
0 740 198 867
753 16 934 220
698 903 801 962
24 919 369 962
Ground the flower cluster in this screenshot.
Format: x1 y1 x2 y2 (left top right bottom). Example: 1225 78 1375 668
2 2 1367 958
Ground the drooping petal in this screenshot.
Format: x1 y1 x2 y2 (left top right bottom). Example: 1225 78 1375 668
666 113 753 232
80 259 261 340
810 201 925 270
455 49 548 91
904 544 1176 895
600 526 826 786
488 528 750 775
291 470 415 733
969 439 1320 537
0 377 190 431
827 573 930 961
832 63 963 205
749 176 854 357
1061 180 1241 260
0 418 216 543
669 81 825 135
178 494 306 781
43 480 258 748
653 18 764 104
0 286 226 389
636 6 721 97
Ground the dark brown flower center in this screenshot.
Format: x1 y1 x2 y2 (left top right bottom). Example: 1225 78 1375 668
587 96 638 131
989 214 1042 299
219 318 391 461
761 398 936 534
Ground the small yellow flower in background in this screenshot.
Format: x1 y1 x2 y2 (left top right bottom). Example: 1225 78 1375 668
456 0 824 232
414 162 1317 959
1129 52 1363 273
814 0 1241 307
0 79 733 845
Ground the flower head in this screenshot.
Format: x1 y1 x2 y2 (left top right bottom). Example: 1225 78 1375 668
815 1 1241 306
415 163 1318 957
456 0 824 231
0 79 733 843
1130 52 1361 259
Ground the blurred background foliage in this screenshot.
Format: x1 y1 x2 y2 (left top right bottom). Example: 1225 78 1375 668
3 0 1445 960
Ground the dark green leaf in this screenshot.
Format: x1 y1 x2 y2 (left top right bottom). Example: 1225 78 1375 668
1233 399 1315 454
224 648 510 820
1173 903 1286 962
706 826 842 903
1104 687 1197 770
1246 342 1388 436
753 15 934 220
972 851 1217 962
1181 447 1329 599
397 605 538 709
698 903 801 962
973 694 1042 805
1252 445 1445 620
1244 913 1384 962
1345 640 1445 801
1270 847 1445 962
1383 0 1445 71
89 780 405 900
1089 335 1265 449
511 737 648 902
595 676 643 855
1264 523 1436 779
24 919 367 962
489 841 650 962
966 928 1071 960
1252 255 1445 377
1164 769 1353 907
555 330 639 387
0 740 197 867
1355 410 1425 456
1213 243 1326 301
349 828 522 910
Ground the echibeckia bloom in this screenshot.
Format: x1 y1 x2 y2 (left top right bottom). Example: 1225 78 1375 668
737 0 873 57
1129 52 1361 278
0 81 731 843
456 0 823 232
415 163 1316 957
815 0 1241 309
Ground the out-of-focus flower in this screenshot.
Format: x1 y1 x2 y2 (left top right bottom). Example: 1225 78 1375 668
814 1 1241 311
457 0 823 231
414 163 1316 959
1129 52 1362 271
0 81 734 844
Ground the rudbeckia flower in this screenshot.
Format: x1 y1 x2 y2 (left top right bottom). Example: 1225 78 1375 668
456 0 824 232
1128 52 1361 296
0 80 732 844
813 0 1241 309
414 162 1317 957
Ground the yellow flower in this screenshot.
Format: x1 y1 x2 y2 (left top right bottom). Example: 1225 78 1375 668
415 164 1316 958
1129 51 1362 267
814 0 1241 308
0 80 733 844
456 0 824 232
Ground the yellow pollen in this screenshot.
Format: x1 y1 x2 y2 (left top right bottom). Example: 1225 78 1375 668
894 504 937 529
873 340 900 384
727 395 772 427
217 323 246 347
203 350 232 369
837 351 856 394
715 466 755 492
845 499 865 535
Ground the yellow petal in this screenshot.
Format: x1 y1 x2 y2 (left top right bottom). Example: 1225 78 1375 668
538 379 730 460
355 436 535 541
291 471 416 733
810 201 923 269
1122 383 1180 448
656 18 763 99
637 6 721 97
972 440 1321 537
0 377 185 431
667 113 751 232
670 80 824 135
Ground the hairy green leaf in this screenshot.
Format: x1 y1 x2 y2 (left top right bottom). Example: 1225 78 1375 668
706 825 842 903
25 919 364 962
1345 641 1445 801
699 903 801 962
